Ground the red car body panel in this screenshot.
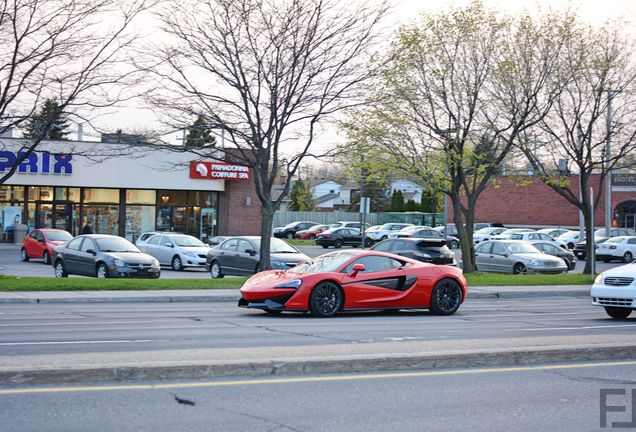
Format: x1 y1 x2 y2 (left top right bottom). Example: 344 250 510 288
294 225 330 239
22 229 71 260
240 250 467 313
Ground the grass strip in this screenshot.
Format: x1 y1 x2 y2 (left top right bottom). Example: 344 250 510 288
465 272 594 286
0 275 249 291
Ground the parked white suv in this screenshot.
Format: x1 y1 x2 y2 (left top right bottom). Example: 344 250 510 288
366 223 414 241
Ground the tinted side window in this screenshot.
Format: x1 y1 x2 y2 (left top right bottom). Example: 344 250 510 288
492 243 507 255
629 238 636 245
221 239 239 251
81 239 96 252
343 255 402 273
237 240 252 253
476 242 492 254
36 231 45 241
29 231 38 239
66 237 83 251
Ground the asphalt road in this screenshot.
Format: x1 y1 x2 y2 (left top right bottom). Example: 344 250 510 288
1 297 633 357
2 361 635 431
0 243 624 278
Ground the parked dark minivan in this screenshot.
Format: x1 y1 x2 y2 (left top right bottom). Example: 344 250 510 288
370 238 456 266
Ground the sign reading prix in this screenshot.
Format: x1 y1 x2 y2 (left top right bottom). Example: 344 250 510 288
190 161 250 181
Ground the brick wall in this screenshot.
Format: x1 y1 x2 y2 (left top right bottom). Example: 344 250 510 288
448 176 636 227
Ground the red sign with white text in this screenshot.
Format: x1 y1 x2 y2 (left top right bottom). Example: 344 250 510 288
189 161 251 181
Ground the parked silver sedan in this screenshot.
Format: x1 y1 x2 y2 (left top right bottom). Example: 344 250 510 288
138 233 209 271
474 240 568 275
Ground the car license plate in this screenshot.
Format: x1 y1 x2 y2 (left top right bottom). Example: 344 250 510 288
575 251 584 257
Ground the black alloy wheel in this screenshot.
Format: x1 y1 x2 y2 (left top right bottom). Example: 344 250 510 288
43 250 51 265
210 261 224 278
429 278 462 315
309 281 343 317
334 239 343 249
512 263 527 275
604 307 632 319
623 251 633 263
172 255 184 271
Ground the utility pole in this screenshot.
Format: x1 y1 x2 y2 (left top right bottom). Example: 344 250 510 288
605 90 613 234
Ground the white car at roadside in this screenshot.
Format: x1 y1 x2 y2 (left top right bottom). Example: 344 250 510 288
595 236 636 263
366 223 414 241
505 231 568 250
138 233 209 271
591 262 636 319
473 227 508 244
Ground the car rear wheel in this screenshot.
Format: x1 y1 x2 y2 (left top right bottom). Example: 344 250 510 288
286 232 294 239
96 263 109 279
623 252 633 263
54 260 68 278
512 263 527 275
210 261 224 278
364 238 373 248
429 278 463 315
448 240 459 249
21 248 29 262
334 239 343 249
172 255 183 271
309 281 343 317
604 307 632 319
43 250 51 265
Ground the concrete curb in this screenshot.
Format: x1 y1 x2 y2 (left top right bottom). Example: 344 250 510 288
2 344 635 386
0 289 590 304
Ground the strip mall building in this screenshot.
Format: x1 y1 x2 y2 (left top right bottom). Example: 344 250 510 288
0 139 261 243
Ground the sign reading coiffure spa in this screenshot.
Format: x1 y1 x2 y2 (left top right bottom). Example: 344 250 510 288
190 161 251 181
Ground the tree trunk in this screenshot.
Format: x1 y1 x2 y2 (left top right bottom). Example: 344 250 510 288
258 202 275 272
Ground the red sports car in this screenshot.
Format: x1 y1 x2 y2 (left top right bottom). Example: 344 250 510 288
239 250 467 317
294 224 332 240
21 228 73 264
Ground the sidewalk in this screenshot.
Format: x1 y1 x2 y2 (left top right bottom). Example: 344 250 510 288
0 285 591 303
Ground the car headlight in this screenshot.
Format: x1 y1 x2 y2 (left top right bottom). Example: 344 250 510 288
594 274 603 284
528 259 541 266
152 259 160 267
183 251 196 258
271 260 288 270
275 278 302 289
113 259 126 267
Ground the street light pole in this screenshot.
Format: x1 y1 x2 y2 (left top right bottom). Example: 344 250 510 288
605 89 613 234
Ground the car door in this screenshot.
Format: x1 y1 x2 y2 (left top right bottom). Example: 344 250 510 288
474 242 493 271
24 230 40 258
340 255 408 308
159 235 177 264
490 242 511 273
76 238 98 276
236 239 257 274
216 238 239 274
627 238 636 260
61 237 84 274
141 235 163 263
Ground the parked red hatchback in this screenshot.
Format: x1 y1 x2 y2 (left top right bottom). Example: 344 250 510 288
294 224 332 240
21 229 73 264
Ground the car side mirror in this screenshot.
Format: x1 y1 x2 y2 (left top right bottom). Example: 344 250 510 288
86 249 96 255
245 249 257 256
167 243 174 248
349 263 366 277
38 238 45 243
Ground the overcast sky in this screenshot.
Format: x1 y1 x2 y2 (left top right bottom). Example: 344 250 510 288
89 0 636 147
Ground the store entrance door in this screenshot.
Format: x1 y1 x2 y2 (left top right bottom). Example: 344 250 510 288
53 202 74 233
623 214 636 231
35 201 53 228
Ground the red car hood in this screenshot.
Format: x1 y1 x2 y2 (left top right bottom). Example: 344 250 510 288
241 270 302 291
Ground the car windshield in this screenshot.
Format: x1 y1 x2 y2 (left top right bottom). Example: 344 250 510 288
95 237 140 253
171 235 205 247
506 242 540 254
289 252 355 274
252 237 299 253
376 224 394 230
46 231 73 241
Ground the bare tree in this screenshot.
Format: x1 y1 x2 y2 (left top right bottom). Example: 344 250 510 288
339 2 562 272
520 17 636 274
143 0 388 269
0 0 153 184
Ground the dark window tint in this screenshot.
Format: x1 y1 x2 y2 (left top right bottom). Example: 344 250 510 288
343 255 402 274
372 240 393 252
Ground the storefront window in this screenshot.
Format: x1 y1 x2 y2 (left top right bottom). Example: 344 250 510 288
126 189 155 204
125 205 155 242
0 185 25 202
158 190 187 206
54 187 80 202
27 186 53 201
83 188 120 203
188 191 217 207
83 205 119 235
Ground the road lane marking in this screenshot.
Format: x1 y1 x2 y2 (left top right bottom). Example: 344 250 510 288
0 339 169 346
2 360 636 395
521 324 636 331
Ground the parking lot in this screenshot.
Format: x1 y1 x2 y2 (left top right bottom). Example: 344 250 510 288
0 242 624 279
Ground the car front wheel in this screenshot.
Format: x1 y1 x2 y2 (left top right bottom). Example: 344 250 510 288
334 239 343 248
513 263 527 275
96 263 109 279
210 261 224 279
54 260 68 278
21 248 29 262
309 282 343 317
604 307 632 319
429 278 463 315
172 255 183 271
